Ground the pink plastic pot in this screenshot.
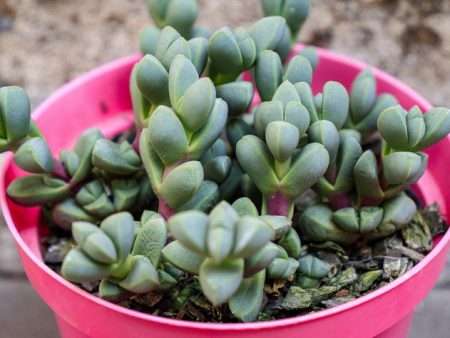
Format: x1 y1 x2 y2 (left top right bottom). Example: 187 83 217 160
1 46 449 338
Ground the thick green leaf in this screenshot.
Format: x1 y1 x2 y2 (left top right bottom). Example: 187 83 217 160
244 242 279 276
249 16 286 53
92 139 139 175
350 69 376 123
169 54 199 107
283 55 313 85
7 175 70 206
308 120 340 166
99 279 129 302
273 81 301 105
295 82 319 122
177 78 216 133
229 270 266 322
139 26 160 55
377 105 408 149
418 107 450 150
72 221 99 246
61 248 113 283
206 201 239 261
132 217 167 266
148 106 188 166
254 100 284 137
140 128 164 190
281 143 330 200
100 212 136 261
298 254 329 279
199 258 244 305
0 86 30 142
165 0 198 38
14 137 54 173
298 46 318 69
354 94 398 137
299 204 360 245
279 228 301 258
111 179 140 211
265 121 300 162
234 28 257 69
52 199 96 231
236 135 279 195
232 216 273 258
284 101 310 136
60 151 79 177
159 161 203 209
255 50 282 101
203 156 231 183
168 210 208 255
406 106 425 148
216 82 253 116
71 128 104 184
119 255 159 293
179 180 219 212
282 0 310 36
333 208 359 233
359 207 384 233
333 137 363 192
321 81 349 129
189 98 228 159
259 215 291 240
208 27 243 75
188 37 208 74
382 152 422 186
232 197 258 217
267 256 299 280
81 231 118 264
354 150 384 202
162 240 204 274
136 54 169 105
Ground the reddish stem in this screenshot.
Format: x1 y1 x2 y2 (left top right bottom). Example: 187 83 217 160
52 158 70 181
266 191 291 217
158 199 175 220
132 128 142 155
329 193 353 210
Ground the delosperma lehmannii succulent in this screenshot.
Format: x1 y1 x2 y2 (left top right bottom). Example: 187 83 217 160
2 0 450 323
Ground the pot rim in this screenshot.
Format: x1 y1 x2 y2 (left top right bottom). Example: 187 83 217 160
1 46 448 331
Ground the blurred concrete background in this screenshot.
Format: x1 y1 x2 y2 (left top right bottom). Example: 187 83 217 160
0 0 449 337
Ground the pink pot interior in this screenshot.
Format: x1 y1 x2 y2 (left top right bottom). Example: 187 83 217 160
1 47 450 337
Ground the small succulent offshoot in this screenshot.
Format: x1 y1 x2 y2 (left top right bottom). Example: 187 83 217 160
2 0 450 324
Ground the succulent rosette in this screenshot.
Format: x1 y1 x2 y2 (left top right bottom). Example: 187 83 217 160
2 0 450 324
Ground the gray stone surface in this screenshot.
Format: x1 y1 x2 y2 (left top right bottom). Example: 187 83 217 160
411 289 450 338
0 276 58 338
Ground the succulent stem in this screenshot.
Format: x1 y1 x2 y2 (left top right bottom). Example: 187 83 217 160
159 198 176 220
132 128 141 154
328 192 352 210
263 191 293 219
52 158 70 181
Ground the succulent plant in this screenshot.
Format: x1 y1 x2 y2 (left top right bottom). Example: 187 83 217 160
296 254 330 288
207 16 292 84
62 212 173 299
345 69 398 141
163 201 294 320
261 0 310 42
3 0 450 324
147 0 202 38
138 55 227 218
238 80 330 218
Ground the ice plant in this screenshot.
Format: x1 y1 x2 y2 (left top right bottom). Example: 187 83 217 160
2 0 450 324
